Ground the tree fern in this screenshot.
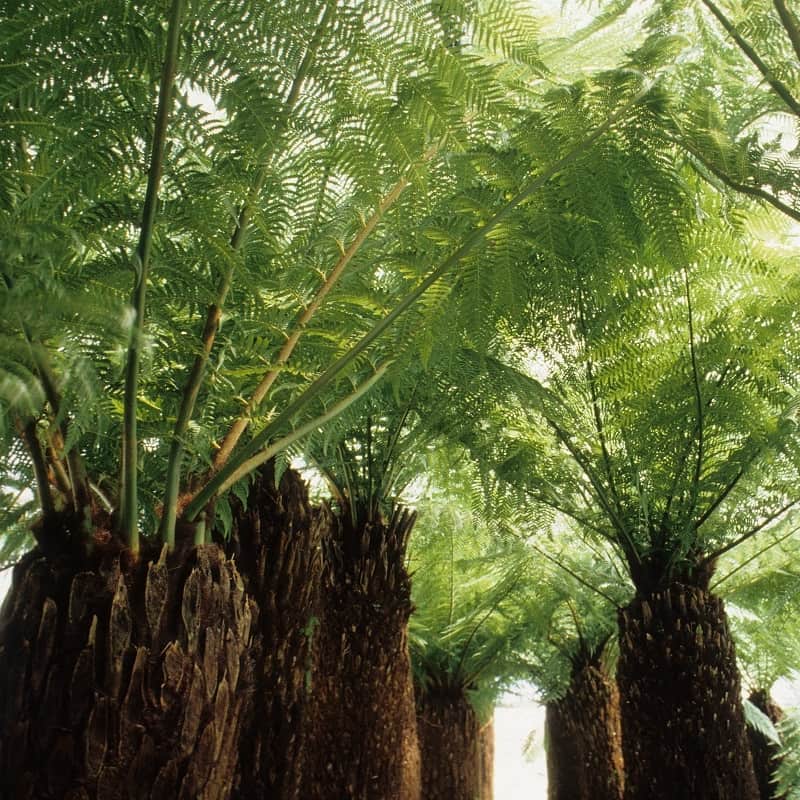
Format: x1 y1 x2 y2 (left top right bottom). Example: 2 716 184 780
1 0 572 547
408 462 537 711
430 177 800 589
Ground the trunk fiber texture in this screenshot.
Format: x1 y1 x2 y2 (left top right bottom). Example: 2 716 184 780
618 584 759 800
229 466 325 800
302 506 420 800
748 690 786 800
479 716 494 800
416 687 484 800
0 539 255 800
545 661 624 800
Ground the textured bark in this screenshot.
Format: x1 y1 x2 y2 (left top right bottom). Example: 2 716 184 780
303 507 420 800
0 539 255 800
618 584 759 800
229 466 325 800
748 690 786 800
545 661 624 800
478 716 494 800
416 687 482 800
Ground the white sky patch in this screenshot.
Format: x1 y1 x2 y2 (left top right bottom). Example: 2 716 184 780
495 683 548 798
0 569 12 610
726 602 761 622
527 0 597 36
184 82 226 123
775 672 800 709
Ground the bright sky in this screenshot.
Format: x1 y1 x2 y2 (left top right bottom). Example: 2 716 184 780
495 687 549 798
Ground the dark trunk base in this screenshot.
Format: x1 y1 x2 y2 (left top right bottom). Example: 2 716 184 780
618 584 759 800
748 690 786 800
230 466 325 800
416 687 482 800
545 661 623 800
0 538 254 800
302 508 420 800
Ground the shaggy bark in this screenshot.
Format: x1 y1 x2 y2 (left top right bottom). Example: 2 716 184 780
545 660 624 800
618 583 759 800
416 687 482 800
0 537 254 800
229 466 325 800
303 506 420 800
479 716 494 800
748 689 786 800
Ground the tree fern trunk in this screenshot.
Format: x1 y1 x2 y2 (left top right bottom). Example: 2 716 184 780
302 507 420 800
230 466 325 800
748 689 786 800
416 686 483 800
0 538 254 799
617 584 759 800
545 660 624 800
479 716 494 800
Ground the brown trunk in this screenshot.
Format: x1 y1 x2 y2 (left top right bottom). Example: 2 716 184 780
617 584 759 800
545 660 624 800
748 689 786 800
302 507 420 800
478 716 494 800
0 538 254 800
416 687 482 800
229 466 325 800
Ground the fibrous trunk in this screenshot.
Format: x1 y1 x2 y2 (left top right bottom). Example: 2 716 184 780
479 716 494 800
303 507 420 800
748 689 786 800
230 466 325 800
545 661 624 800
416 687 482 800
617 584 759 800
0 538 254 800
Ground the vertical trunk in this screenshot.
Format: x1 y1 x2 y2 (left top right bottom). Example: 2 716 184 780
0 537 254 800
545 660 624 800
617 583 759 800
416 686 482 800
748 689 786 800
230 466 325 800
303 507 420 800
478 716 494 800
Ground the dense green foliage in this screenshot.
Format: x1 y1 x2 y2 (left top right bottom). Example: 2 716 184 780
0 0 546 545
407 457 534 714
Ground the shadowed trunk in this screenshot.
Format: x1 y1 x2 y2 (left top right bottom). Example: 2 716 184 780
416 686 482 800
230 466 326 800
545 659 624 800
618 583 759 800
0 535 254 800
303 506 420 800
748 689 786 800
479 716 494 800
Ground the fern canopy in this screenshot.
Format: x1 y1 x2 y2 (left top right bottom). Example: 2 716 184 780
2 2 800 745
0 0 554 543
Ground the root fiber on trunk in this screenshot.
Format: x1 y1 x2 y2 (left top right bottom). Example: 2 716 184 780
617 584 759 800
416 686 483 800
479 716 494 800
229 466 325 800
748 689 786 800
0 539 254 800
545 660 624 800
303 506 420 800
